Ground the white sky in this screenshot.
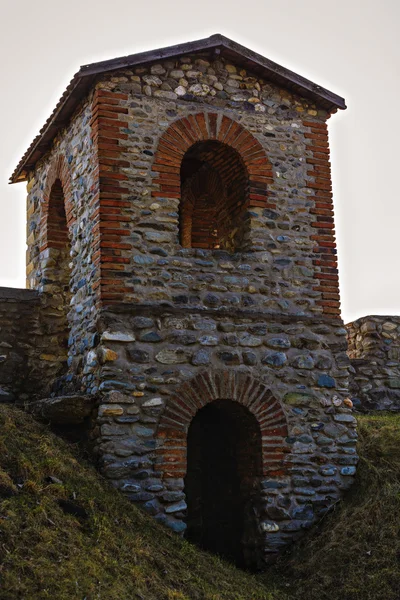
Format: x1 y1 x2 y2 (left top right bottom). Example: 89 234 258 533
0 0 399 324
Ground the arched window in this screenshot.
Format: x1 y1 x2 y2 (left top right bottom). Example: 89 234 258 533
46 179 70 250
152 113 274 254
180 141 248 251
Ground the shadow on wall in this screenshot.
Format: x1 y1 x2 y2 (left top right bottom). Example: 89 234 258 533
0 288 40 402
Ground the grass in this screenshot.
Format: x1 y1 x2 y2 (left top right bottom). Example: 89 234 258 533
0 404 274 600
0 405 400 600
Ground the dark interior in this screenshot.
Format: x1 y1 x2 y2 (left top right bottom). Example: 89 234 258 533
180 141 248 251
185 399 262 568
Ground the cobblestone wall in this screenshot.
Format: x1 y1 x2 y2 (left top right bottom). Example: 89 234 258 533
0 288 40 400
347 316 400 411
25 96 100 395
91 52 340 317
91 306 356 567
23 49 356 567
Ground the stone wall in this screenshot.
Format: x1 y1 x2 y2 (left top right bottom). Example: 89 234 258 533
89 305 357 566
91 51 340 318
0 288 40 401
24 50 341 396
23 48 356 567
347 316 400 411
25 95 100 395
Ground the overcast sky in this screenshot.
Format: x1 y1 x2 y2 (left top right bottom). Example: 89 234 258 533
0 0 398 324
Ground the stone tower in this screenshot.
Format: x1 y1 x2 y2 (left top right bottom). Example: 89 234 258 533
9 35 357 568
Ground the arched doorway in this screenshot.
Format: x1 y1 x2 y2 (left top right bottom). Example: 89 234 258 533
42 177 72 388
185 399 263 568
180 141 248 251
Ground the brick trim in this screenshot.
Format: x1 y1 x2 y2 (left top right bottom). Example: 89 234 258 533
89 99 275 304
90 89 133 306
152 112 274 211
303 120 341 318
40 154 75 251
156 370 289 478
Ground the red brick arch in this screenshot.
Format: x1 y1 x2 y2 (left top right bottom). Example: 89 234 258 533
156 370 289 479
40 154 75 252
152 112 274 211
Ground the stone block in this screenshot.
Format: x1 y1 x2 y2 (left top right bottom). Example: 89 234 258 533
28 395 96 424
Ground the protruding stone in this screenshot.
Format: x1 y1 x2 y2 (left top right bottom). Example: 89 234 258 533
128 348 150 363
262 351 287 367
291 355 314 369
143 397 164 407
28 395 96 424
143 74 162 85
165 499 187 513
261 521 279 532
131 317 154 329
192 349 210 365
239 334 263 347
98 348 118 363
99 404 124 417
266 337 291 349
155 349 189 364
317 374 336 388
284 392 318 407
101 331 135 343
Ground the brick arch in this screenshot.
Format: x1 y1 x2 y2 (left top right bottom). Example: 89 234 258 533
156 370 289 478
40 154 75 252
152 112 274 212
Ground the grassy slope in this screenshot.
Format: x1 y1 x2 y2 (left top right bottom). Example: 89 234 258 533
0 405 274 600
0 405 400 600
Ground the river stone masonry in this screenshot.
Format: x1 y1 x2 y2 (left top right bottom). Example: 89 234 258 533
8 35 358 568
0 288 40 401
346 316 400 411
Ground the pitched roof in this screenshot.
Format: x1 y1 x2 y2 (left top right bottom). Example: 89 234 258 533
10 33 346 184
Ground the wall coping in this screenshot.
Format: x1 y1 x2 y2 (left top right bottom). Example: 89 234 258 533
346 315 400 328
0 287 40 302
102 303 345 326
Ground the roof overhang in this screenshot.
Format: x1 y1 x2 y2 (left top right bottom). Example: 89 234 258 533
10 34 346 184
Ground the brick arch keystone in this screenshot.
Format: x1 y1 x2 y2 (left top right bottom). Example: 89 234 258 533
40 154 75 252
156 370 289 479
152 112 274 210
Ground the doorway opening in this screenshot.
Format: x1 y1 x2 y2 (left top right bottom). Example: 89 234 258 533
185 399 262 568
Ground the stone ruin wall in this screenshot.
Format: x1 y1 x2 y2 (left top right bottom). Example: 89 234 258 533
90 52 339 317
11 49 362 566
95 308 356 562
346 316 400 411
85 53 357 563
0 287 89 402
0 288 41 401
1 44 399 562
25 94 100 396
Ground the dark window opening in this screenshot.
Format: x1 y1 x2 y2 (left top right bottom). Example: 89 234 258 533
180 141 249 251
185 400 263 569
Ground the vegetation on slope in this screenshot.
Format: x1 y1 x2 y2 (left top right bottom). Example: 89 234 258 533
1 405 400 600
0 404 272 600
